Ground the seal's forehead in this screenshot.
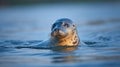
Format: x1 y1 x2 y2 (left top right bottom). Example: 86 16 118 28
55 18 73 24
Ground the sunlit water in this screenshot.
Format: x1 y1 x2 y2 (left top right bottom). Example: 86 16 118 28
0 2 120 67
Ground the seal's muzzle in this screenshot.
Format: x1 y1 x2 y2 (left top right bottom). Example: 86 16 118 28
51 27 67 38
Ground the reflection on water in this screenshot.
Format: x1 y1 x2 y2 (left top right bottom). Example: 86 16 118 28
52 55 79 63
0 2 120 67
51 47 78 52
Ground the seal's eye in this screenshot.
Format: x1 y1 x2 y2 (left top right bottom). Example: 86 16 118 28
73 24 75 27
52 23 56 30
63 23 69 28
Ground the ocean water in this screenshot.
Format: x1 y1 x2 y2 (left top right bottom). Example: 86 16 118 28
0 2 120 67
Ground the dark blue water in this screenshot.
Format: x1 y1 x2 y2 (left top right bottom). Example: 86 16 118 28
0 2 120 67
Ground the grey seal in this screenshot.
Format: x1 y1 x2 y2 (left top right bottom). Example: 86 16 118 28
39 18 80 48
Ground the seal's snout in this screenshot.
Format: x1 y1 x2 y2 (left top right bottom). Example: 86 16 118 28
54 28 60 33
51 27 66 38
54 28 64 34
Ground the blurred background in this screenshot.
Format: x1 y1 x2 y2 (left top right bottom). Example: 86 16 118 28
0 0 120 41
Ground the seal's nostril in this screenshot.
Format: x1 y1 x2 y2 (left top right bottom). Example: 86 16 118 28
54 28 59 32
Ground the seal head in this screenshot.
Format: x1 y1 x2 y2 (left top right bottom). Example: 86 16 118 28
50 18 80 47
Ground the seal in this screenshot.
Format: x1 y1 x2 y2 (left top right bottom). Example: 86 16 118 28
39 18 80 48
12 18 80 50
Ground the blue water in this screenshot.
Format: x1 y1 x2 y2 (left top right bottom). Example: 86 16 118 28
0 2 120 67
